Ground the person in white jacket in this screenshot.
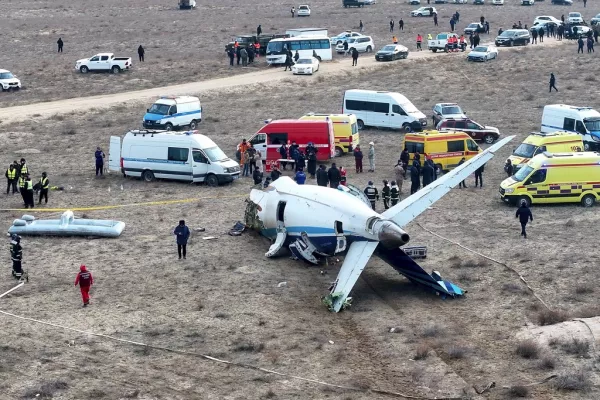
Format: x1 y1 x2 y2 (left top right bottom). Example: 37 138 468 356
368 142 375 172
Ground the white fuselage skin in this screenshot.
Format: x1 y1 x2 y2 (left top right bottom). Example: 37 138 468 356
249 177 409 254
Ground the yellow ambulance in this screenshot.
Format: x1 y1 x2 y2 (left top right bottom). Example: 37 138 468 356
299 113 360 157
500 152 600 207
508 131 584 171
403 130 481 173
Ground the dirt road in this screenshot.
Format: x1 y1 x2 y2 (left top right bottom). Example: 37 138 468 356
0 41 558 125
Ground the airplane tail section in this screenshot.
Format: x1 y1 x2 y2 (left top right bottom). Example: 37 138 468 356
376 247 464 298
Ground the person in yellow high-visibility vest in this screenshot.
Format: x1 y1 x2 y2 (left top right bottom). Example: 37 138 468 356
38 172 49 205
5 164 17 195
18 174 26 205
24 175 34 209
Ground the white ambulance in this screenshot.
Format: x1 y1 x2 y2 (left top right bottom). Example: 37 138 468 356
541 104 600 151
142 96 202 130
109 130 240 186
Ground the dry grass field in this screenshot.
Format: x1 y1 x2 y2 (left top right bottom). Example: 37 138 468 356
1 0 600 399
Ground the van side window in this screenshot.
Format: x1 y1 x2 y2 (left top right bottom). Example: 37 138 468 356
192 150 209 164
528 169 547 184
405 142 424 154
169 106 178 115
250 134 266 145
373 102 389 113
563 118 575 131
466 140 478 151
392 105 407 116
168 147 189 162
346 100 373 111
270 133 288 145
447 140 465 152
575 120 587 134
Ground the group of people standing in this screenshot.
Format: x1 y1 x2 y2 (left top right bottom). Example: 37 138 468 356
5 159 49 208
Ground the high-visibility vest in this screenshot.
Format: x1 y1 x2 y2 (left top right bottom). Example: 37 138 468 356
18 176 25 188
20 164 28 175
40 177 49 189
26 180 33 190
7 169 16 180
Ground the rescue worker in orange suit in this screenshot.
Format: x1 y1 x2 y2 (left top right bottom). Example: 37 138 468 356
75 265 93 307
459 35 466 51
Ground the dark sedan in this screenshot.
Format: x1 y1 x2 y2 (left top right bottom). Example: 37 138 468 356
495 29 530 46
375 44 409 61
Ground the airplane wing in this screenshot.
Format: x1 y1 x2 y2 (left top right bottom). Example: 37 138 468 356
381 135 514 228
330 240 379 312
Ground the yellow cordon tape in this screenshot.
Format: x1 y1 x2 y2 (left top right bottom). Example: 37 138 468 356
0 194 248 212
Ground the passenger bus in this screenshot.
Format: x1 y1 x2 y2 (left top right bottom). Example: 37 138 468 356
266 36 332 65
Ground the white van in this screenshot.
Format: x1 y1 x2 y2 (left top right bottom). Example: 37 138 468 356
342 90 427 131
109 130 240 186
541 104 600 151
142 96 202 131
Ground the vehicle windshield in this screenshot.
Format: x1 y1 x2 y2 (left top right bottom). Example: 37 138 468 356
499 31 516 37
148 104 170 115
442 106 462 114
513 165 534 182
473 46 488 52
296 59 313 64
0 72 14 79
267 41 284 53
513 143 537 158
402 102 420 114
584 118 600 132
468 23 478 28
381 45 396 51
299 5 309 9
345 38 358 44
204 146 228 162
569 13 581 17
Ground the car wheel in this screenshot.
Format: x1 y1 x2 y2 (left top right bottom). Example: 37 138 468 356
206 174 219 187
189 120 198 130
509 40 514 47
80 66 89 74
483 134 495 144
142 170 155 182
518 195 531 207
432 48 437 53
165 123 173 131
335 146 344 158
366 46 372 52
402 123 412 133
582 194 596 207
111 66 121 74
357 119 365 130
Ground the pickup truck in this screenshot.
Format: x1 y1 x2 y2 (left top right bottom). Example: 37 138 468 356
75 53 132 74
427 32 458 52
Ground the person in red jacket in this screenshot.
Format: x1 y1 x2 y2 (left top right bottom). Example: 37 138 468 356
74 264 93 307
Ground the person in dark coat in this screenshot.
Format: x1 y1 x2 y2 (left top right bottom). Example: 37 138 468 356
294 50 300 62
399 19 404 31
474 164 484 188
227 48 235 66
382 180 391 210
549 73 558 92
539 27 544 43
422 162 434 187
504 159 514 177
247 45 255 63
343 40 349 55
57 37 63 53
257 25 262 36
328 163 341 188
236 46 241 65
353 145 363 173
284 50 293 71
515 200 533 238
295 152 306 172
364 181 379 210
457 157 467 188
410 165 420 194
253 167 263 185
400 148 409 173
578 37 585 54
351 48 359 66
173 220 191 260
270 167 281 181
138 45 145 62
305 142 318 178
316 165 329 187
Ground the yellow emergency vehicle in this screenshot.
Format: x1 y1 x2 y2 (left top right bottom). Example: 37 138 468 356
508 131 583 171
299 113 360 157
500 152 600 207
403 130 481 173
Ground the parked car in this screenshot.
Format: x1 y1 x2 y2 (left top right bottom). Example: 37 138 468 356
437 118 500 144
428 32 459 52
178 0 196 9
343 0 366 7
492 0 504 5
409 0 421 5
591 13 600 26
521 0 534 5
568 12 584 24
530 21 557 33
292 57 320 75
566 25 592 37
467 45 498 61
551 0 573 4
375 44 409 61
143 96 202 130
336 36 374 53
75 53 132 74
0 69 21 91
464 23 485 34
432 103 466 126
297 4 311 16
330 31 362 45
495 29 530 46
363 0 377 3
453 0 468 3
534 16 561 25
434 0 448 3
474 0 484 4
411 6 437 16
